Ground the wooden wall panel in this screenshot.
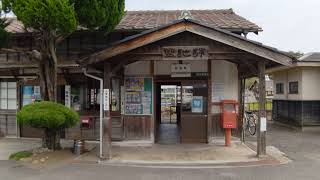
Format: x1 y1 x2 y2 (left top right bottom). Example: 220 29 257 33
123 115 151 140
0 113 17 137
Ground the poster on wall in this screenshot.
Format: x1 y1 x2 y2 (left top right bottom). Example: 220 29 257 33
125 77 152 115
23 86 33 106
192 96 203 113
212 83 225 102
125 77 144 91
23 86 42 106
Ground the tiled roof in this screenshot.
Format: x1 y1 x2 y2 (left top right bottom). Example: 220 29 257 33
299 53 320 62
117 10 262 32
5 9 262 34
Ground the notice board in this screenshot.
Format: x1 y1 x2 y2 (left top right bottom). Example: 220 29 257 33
125 77 152 115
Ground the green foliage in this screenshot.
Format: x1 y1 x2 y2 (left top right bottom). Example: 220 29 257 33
4 0 77 36
9 151 32 161
288 51 304 59
72 0 125 32
2 0 125 35
17 101 79 130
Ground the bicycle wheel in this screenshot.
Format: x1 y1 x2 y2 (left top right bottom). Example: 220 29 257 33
248 116 256 135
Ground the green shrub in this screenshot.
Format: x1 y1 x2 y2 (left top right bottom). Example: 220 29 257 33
17 101 80 150
9 151 32 161
17 101 79 129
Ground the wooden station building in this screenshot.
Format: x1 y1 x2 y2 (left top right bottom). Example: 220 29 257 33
0 9 294 156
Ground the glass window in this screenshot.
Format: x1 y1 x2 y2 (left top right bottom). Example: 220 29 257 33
289 81 298 94
0 82 17 110
276 83 284 94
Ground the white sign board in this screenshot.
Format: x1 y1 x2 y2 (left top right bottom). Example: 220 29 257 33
65 85 71 108
103 89 110 111
171 63 191 77
260 117 267 132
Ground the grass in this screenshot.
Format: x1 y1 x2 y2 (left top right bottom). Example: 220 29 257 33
9 151 33 161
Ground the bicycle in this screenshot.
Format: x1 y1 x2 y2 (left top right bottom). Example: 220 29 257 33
244 111 257 136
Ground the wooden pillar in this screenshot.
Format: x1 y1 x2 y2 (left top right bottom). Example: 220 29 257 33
150 61 155 143
103 62 112 159
257 60 267 157
207 60 213 143
238 77 245 142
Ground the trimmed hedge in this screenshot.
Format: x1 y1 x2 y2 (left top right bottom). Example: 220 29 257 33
17 101 80 130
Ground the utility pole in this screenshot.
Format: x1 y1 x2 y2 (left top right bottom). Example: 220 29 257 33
257 60 267 157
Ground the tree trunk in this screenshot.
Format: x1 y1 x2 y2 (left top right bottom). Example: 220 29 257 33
38 32 59 149
42 129 61 150
38 32 58 102
43 128 61 150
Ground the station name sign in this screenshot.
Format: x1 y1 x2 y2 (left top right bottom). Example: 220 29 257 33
162 46 209 61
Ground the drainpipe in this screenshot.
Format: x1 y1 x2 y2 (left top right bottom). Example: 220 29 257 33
82 68 104 159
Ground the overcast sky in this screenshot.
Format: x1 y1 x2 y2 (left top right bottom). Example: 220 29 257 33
126 0 320 53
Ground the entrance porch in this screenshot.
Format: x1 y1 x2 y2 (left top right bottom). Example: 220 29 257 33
80 19 294 159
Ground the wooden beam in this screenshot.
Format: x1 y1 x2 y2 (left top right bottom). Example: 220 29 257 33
84 23 187 65
257 60 267 157
186 23 293 66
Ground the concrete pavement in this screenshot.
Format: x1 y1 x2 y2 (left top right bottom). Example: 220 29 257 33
1 121 320 179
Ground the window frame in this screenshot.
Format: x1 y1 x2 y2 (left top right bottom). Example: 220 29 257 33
275 83 284 94
0 81 17 110
288 81 299 94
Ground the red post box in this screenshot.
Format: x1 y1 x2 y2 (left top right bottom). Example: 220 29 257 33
220 100 238 147
80 116 93 129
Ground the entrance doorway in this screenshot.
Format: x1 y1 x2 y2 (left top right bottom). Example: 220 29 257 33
157 84 181 144
155 80 208 144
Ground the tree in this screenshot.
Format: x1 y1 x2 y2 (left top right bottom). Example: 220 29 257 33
17 101 80 150
288 51 304 59
2 0 125 101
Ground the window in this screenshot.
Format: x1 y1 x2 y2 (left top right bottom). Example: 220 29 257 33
276 83 284 94
0 82 17 110
289 81 299 94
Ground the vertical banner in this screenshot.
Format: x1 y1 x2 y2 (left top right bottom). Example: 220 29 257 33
65 85 71 108
104 89 110 111
121 86 125 115
34 86 41 101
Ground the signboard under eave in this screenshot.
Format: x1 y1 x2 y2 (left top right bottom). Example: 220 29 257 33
162 46 209 61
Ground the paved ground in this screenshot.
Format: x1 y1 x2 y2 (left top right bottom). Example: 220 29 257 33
1 121 320 180
79 141 259 163
0 138 41 160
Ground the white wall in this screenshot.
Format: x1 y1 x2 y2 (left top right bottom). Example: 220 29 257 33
302 67 320 100
272 67 303 100
211 60 239 102
125 61 151 76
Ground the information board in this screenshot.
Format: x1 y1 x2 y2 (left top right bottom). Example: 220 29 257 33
125 77 152 115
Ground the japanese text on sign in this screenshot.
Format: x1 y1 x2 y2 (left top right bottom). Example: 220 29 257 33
162 46 209 60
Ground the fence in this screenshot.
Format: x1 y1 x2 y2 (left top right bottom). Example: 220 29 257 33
245 101 273 111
